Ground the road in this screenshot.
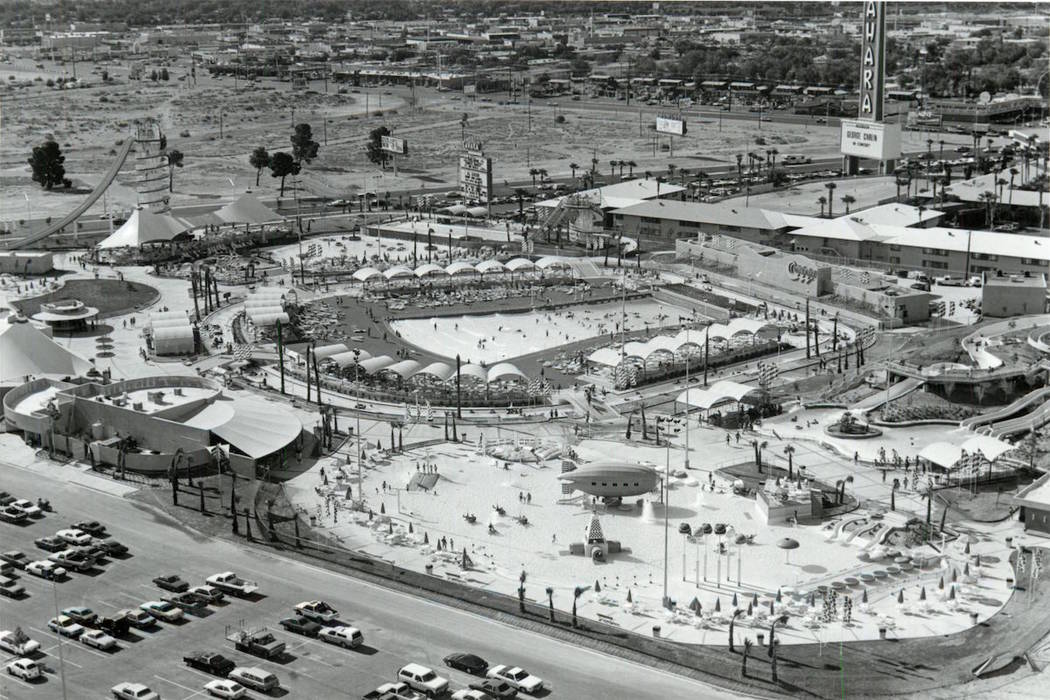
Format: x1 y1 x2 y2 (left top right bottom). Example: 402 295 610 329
0 461 740 700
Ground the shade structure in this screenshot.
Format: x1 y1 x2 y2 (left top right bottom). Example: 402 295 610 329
210 193 279 225
960 434 1015 462
311 343 349 360
247 311 289 327
0 318 92 383
445 261 478 275
918 442 964 469
778 537 800 564
328 349 372 368
381 360 422 379
504 257 536 272
465 206 488 218
358 355 396 374
676 380 763 411
183 396 302 460
413 263 448 277
415 362 455 381
152 324 195 356
383 266 415 280
458 363 490 383
535 256 572 270
475 259 506 274
443 204 468 215
487 362 528 383
352 267 383 282
97 209 193 249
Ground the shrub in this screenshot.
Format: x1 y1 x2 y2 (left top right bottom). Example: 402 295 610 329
555 114 566 123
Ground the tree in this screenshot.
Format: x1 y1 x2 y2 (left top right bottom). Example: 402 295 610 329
514 188 529 219
572 586 583 628
160 67 170 81
817 195 827 217
529 168 540 187
460 113 469 143
729 609 743 653
784 445 795 479
366 126 392 168
546 586 555 622
627 160 637 177
825 182 837 217
569 162 579 179
741 638 752 677
166 149 184 192
841 194 856 213
249 146 270 187
27 139 66 190
269 152 300 197
291 123 320 165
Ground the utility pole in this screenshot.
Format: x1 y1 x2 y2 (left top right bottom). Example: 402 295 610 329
276 319 285 394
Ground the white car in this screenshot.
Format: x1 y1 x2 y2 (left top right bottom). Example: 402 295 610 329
189 585 225 603
398 663 449 697
204 679 246 698
111 682 161 700
48 615 85 638
0 630 41 656
26 560 66 579
119 608 157 629
295 600 339 622
452 691 494 700
81 629 118 650
140 600 184 622
318 625 363 649
56 528 92 546
6 658 42 681
10 499 42 517
487 665 544 694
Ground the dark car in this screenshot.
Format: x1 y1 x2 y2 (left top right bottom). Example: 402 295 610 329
278 617 322 637
98 540 129 557
183 652 236 676
72 521 107 537
444 652 489 675
98 614 131 636
163 592 209 613
469 678 519 699
35 536 68 552
0 551 29 569
153 574 189 592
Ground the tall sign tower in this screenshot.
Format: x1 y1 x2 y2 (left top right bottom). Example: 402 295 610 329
135 119 169 212
841 1 900 175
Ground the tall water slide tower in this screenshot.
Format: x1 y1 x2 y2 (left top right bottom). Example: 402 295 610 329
134 119 169 212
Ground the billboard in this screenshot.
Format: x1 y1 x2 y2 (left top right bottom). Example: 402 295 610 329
840 119 901 160
464 84 477 96
381 135 408 155
459 153 493 203
858 0 887 121
655 116 686 136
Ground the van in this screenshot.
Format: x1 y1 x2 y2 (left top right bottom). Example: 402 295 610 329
397 663 449 697
782 154 811 165
228 667 279 692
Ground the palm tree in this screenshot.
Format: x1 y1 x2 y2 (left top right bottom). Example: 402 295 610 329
891 478 900 511
667 163 677 184
783 445 795 479
741 638 752 677
735 153 744 182
817 195 827 217
825 182 837 217
644 170 653 180
618 160 626 177
569 162 579 180
546 586 555 622
1008 167 1018 205
517 570 527 613
609 159 617 177
978 190 996 228
538 168 549 183
572 586 583 628
460 113 469 142
771 637 780 683
841 194 856 213
514 188 529 219
627 160 637 177
729 609 743 653
590 157 599 174
529 168 540 187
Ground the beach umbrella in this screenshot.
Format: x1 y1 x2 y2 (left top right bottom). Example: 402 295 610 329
778 537 800 564
975 554 981 567
776 588 782 603
964 541 971 555
627 589 633 604
735 534 748 544
952 568 958 582
769 599 775 614
408 522 414 534
938 576 944 590
747 601 753 615
920 586 927 601
862 589 868 603
948 585 956 600
380 502 386 515
595 580 601 593
897 589 904 604
732 592 738 607
701 523 713 535
964 561 970 576
424 532 429 545
753 592 759 606
388 521 394 534
689 597 702 614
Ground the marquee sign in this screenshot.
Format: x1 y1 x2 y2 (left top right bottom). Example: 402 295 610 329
459 151 493 203
381 135 408 155
655 116 686 136
858 0 886 121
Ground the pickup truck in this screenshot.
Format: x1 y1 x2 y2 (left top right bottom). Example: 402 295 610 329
206 571 259 597
183 651 236 676
362 682 425 700
227 628 285 659
49 549 95 572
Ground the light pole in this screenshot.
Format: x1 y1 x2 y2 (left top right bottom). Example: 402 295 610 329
662 430 671 609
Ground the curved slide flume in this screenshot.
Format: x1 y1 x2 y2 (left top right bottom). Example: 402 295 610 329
961 387 1050 430
8 138 135 250
985 397 1050 438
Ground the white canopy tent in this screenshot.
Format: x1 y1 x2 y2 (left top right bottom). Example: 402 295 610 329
0 318 92 383
97 209 193 250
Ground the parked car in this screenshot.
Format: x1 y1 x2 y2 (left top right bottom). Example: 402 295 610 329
56 528 92 546
279 616 322 637
0 551 29 569
363 682 425 700
453 691 494 700
184 652 236 676
189 585 224 603
72 520 107 537
163 592 209 613
140 600 184 623
81 629 118 650
0 506 27 524
26 560 65 580
318 625 363 649
98 613 131 637
0 577 26 598
48 615 85 638
206 572 258 597
445 652 489 675
228 666 280 692
227 628 285 659
152 574 190 592
6 658 42 681
118 608 156 630
98 540 129 557
295 600 339 622
34 536 67 552
111 682 161 700
49 548 95 571
398 663 449 697
0 629 41 656
486 666 544 695
10 499 42 518
204 679 246 699
61 606 98 626
468 679 518 699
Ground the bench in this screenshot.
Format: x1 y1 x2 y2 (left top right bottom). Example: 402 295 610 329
596 613 620 627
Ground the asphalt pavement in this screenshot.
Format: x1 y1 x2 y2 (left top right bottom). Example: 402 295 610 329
0 461 741 700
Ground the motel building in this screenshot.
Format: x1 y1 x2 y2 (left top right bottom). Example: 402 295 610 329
1014 473 1050 537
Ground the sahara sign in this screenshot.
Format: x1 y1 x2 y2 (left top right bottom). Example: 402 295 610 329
858 1 886 121
380 135 408 155
840 119 901 160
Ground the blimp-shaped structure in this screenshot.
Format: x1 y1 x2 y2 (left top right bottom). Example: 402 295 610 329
558 462 660 499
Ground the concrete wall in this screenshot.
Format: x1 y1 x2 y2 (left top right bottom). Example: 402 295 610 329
616 213 777 243
676 239 832 296
834 283 932 322
0 252 54 275
982 278 1047 318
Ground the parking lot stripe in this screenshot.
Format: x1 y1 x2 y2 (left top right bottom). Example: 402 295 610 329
153 674 204 698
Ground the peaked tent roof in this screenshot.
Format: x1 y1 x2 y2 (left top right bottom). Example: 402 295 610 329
96 209 193 249
0 319 93 383
213 194 280 225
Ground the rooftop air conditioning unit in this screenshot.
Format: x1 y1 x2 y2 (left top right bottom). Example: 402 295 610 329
173 387 184 396
132 402 144 411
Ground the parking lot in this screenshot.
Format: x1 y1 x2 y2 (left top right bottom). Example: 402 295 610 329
0 464 719 700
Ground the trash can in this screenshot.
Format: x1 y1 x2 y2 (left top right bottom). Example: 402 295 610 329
879 627 887 640
1007 578 1014 589
652 626 661 639
309 516 317 527
757 633 765 646
425 564 433 574
970 612 979 625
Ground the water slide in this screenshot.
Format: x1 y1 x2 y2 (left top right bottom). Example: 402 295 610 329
8 138 135 250
961 386 1050 431
985 397 1050 438
850 377 924 411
